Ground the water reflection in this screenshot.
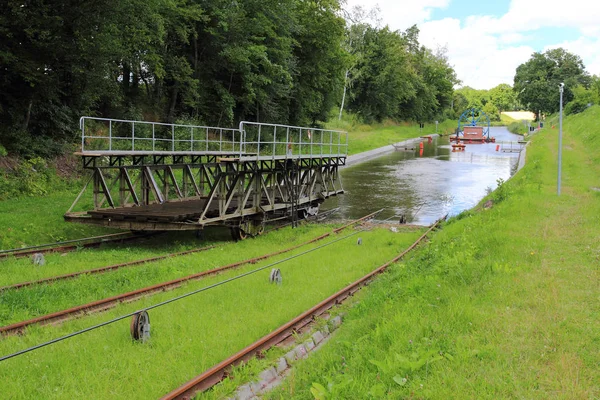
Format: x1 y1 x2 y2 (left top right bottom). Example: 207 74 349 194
325 126 523 225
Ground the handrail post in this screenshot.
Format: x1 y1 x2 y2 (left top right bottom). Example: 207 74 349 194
220 128 223 152
345 131 349 156
286 127 290 160
109 121 112 151
257 125 262 159
152 124 155 151
81 117 85 152
238 122 243 157
191 127 194 151
310 129 313 158
132 122 135 151
172 125 175 152
272 126 276 160
320 131 323 156
299 128 302 158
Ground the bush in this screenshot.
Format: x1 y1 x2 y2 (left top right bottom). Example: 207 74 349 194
564 98 592 115
0 157 70 200
507 121 527 135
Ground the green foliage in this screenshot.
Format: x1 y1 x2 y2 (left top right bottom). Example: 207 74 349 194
454 84 517 119
507 121 528 135
488 83 518 112
514 48 591 114
0 157 70 200
482 102 501 121
344 24 457 123
564 84 595 115
0 1 459 158
491 178 509 202
454 86 489 111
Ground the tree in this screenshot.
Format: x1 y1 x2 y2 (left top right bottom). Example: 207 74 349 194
514 48 590 114
454 87 488 111
346 24 457 123
482 102 500 121
488 83 517 112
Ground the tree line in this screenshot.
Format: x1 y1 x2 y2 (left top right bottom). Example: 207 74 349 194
453 84 518 122
451 47 599 123
0 0 458 157
514 48 599 118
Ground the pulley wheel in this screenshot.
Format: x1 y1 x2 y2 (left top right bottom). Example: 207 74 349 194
130 311 151 342
269 268 282 284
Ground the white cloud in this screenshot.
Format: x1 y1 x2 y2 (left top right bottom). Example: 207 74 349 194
463 0 600 35
343 0 600 88
419 18 534 89
343 0 450 30
545 37 600 77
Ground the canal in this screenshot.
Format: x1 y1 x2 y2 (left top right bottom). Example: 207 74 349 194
324 126 524 225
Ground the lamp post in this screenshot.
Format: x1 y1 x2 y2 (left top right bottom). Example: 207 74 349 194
558 83 564 195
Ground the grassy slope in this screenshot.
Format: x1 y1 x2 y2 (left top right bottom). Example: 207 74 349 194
0 189 117 249
265 106 600 399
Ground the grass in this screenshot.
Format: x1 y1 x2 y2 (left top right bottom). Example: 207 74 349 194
326 115 458 156
256 106 600 399
489 112 518 127
0 226 424 398
0 189 117 250
0 224 333 325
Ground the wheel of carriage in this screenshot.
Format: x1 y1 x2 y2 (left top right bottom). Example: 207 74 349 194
230 227 247 241
298 205 320 219
297 209 309 219
255 223 265 236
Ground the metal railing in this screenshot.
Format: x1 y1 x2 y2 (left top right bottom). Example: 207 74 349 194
79 117 348 159
80 117 242 153
238 121 348 160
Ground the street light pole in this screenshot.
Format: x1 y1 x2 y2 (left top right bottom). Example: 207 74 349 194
558 83 564 195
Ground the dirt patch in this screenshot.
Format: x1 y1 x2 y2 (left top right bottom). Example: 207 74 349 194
0 156 19 172
0 153 82 179
50 153 81 179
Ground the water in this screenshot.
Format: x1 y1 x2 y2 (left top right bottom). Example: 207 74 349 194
324 126 523 225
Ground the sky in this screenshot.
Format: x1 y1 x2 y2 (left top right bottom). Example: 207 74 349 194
344 0 600 89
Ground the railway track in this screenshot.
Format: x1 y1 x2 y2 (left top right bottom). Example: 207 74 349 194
0 232 154 259
0 210 380 336
160 216 446 400
0 209 340 293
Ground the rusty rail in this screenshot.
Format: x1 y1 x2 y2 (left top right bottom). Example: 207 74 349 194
0 245 217 292
1 209 341 292
160 216 445 400
0 211 381 336
0 232 155 259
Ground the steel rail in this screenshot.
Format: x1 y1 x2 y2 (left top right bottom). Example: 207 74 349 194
0 245 216 292
0 210 381 336
0 222 373 362
0 232 152 259
160 215 446 400
0 209 340 293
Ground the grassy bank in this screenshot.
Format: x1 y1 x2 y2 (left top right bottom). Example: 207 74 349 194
247 106 600 398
